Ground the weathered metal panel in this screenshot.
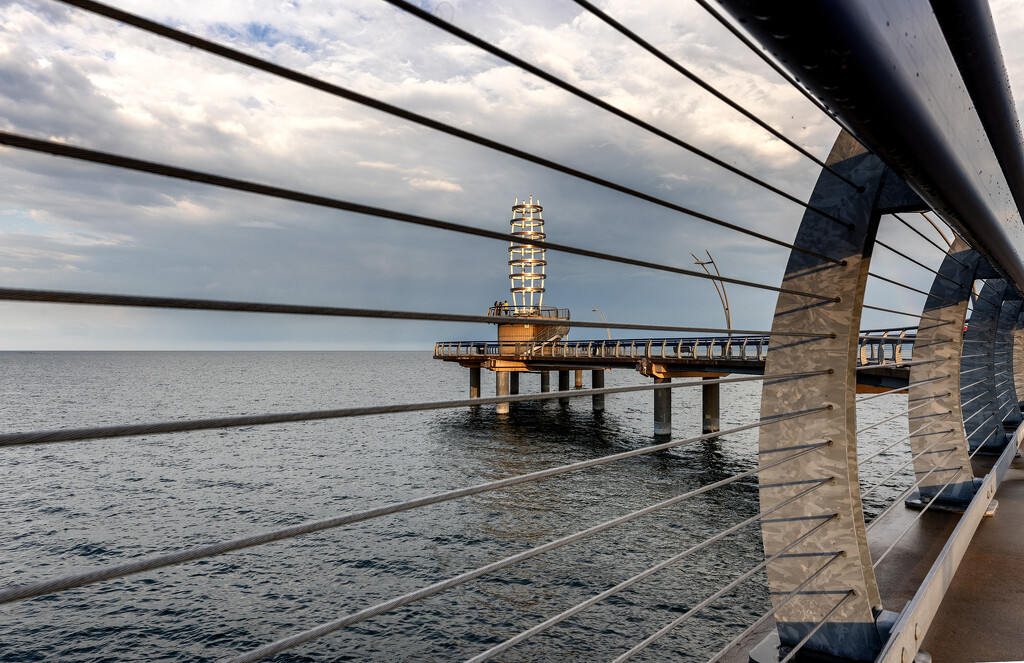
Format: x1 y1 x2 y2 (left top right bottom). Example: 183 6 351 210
1014 311 1024 405
995 296 1023 425
907 239 979 504
962 280 1007 452
758 131 887 659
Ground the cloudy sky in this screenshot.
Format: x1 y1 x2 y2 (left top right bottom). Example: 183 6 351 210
1 0 1023 349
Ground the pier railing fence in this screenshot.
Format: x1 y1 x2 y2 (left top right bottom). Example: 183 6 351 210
3 1 1024 662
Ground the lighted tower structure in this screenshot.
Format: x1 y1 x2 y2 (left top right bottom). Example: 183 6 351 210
509 196 546 312
495 196 570 347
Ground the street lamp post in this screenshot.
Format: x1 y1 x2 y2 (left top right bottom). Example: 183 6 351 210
592 306 611 340
691 250 731 334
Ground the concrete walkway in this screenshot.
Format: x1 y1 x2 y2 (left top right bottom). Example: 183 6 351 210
727 457 1024 662
919 461 1024 662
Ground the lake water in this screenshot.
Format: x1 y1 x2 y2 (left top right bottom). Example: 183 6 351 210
0 352 912 662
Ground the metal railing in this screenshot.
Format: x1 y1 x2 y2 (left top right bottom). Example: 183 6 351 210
487 304 570 318
434 335 771 360
2 1 1024 662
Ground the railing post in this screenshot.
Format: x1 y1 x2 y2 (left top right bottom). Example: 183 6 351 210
906 238 980 508
962 279 1008 453
753 131 905 661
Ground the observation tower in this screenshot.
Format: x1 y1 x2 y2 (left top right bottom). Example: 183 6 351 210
492 196 570 347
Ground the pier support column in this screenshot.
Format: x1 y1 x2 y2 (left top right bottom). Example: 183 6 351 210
654 377 671 437
510 372 520 395
469 366 481 411
558 370 570 405
575 369 583 388
702 377 720 434
495 372 510 415
592 370 605 412
540 371 550 393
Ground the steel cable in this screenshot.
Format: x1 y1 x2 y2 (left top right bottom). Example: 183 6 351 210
861 304 941 322
871 467 964 569
0 133 839 302
569 0 860 189
865 449 960 532
856 358 941 371
0 287 832 339
855 397 948 435
778 591 856 663
0 370 823 448
223 443 831 663
856 376 946 403
891 214 963 264
704 553 844 663
861 436 957 500
859 420 953 466
0 408 828 606
382 0 854 229
966 415 996 439
874 240 961 287
465 486 834 662
49 0 848 265
968 428 998 454
692 0 840 123
607 519 838 663
960 390 993 412
869 272 955 304
963 405 993 425
960 378 989 392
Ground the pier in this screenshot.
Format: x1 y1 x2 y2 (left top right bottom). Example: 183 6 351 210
6 1 1024 661
435 332 916 435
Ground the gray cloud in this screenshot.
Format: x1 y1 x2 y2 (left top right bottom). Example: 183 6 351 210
0 0 1019 348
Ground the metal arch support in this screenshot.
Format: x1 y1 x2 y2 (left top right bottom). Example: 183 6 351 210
906 238 981 507
962 279 1008 453
756 131 894 661
995 294 1023 427
1014 309 1024 411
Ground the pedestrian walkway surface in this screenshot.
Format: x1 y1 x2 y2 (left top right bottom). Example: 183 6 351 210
918 460 1024 662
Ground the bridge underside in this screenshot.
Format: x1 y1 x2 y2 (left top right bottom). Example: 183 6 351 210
438 354 909 391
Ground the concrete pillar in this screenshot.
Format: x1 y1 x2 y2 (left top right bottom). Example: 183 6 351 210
558 370 570 405
469 366 481 411
592 370 605 411
702 377 720 434
510 372 519 395
654 377 671 436
540 371 550 392
575 369 584 388
495 372 510 414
